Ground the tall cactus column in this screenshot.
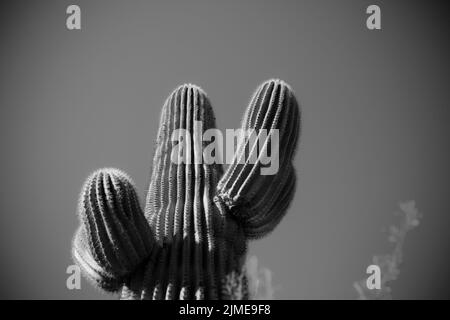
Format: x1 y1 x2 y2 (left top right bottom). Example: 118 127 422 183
137 84 246 300
71 79 301 299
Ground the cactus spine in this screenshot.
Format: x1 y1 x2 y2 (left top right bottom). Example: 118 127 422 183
72 79 300 299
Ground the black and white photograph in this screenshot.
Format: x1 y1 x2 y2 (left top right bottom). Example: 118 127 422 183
0 0 449 307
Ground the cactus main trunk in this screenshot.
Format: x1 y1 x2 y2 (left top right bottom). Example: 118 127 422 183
123 84 247 300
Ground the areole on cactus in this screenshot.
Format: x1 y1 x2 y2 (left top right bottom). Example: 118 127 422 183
72 79 301 300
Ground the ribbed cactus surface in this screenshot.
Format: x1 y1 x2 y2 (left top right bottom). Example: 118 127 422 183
72 80 301 299
217 79 300 239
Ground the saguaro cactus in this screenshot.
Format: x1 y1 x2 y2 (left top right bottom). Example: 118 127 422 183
72 79 301 299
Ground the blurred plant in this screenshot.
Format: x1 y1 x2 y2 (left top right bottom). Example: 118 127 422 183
246 256 278 299
223 256 277 300
353 200 422 299
222 270 247 300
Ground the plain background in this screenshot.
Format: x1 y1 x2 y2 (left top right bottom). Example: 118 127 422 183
0 0 449 299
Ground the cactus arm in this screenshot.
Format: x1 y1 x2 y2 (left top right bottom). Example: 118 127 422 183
72 168 155 292
217 79 301 239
